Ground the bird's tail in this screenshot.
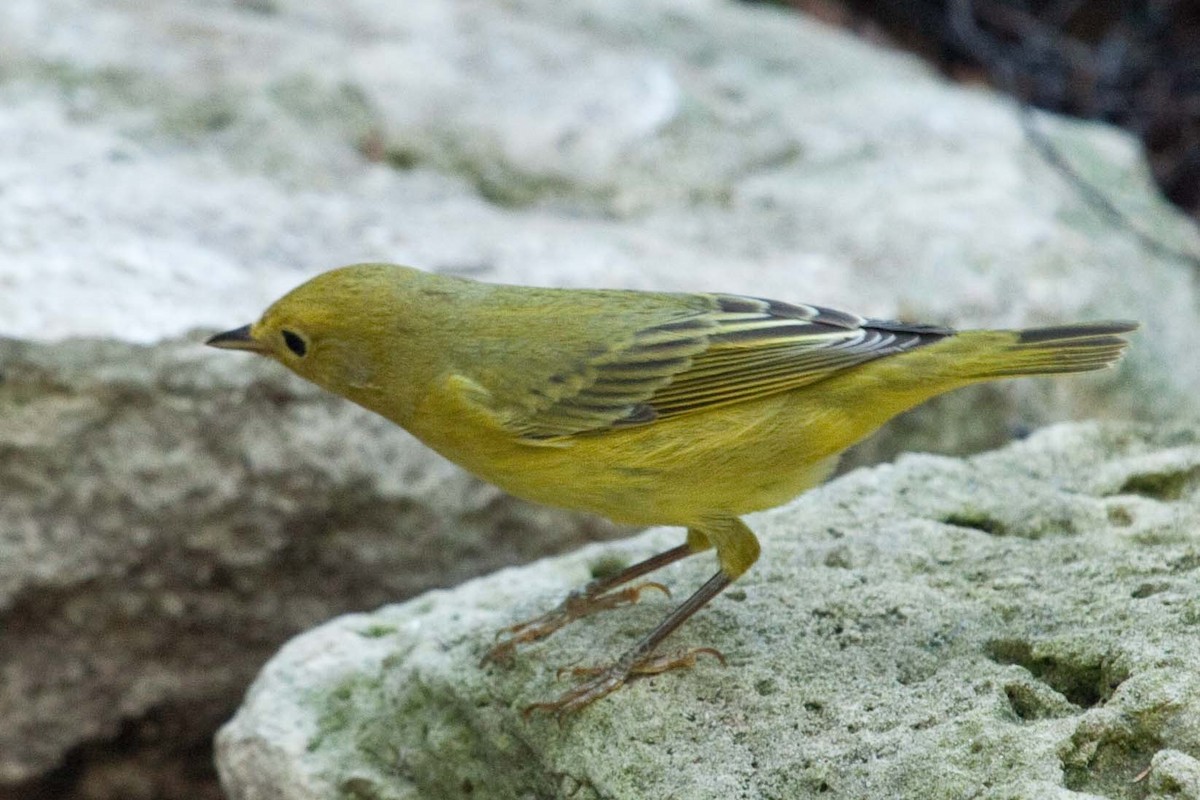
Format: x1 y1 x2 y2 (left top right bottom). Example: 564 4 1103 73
945 321 1139 381
788 319 1138 461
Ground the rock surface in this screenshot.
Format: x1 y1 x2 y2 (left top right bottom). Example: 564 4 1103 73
0 337 624 796
1 1 1195 405
2 0 1198 797
216 422 1200 800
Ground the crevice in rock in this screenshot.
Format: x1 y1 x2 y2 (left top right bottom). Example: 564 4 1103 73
1118 467 1200 502
985 638 1127 709
940 512 1006 536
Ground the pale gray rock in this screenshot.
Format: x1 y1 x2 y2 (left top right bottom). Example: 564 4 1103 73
0 1 1195 382
215 422 1200 800
0 337 625 793
0 0 1197 797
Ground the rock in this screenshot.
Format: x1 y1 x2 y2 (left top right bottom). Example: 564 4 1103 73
216 422 1200 800
2 0 1198 796
1145 750 1200 798
0 2 1195 420
0 337 624 794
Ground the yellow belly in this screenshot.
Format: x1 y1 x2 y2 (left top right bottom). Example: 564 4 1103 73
407 382 868 526
391 342 979 527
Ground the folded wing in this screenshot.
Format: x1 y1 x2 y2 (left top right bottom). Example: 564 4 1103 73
502 294 951 441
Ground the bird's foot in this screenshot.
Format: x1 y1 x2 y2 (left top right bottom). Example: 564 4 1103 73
522 646 725 721
479 581 669 667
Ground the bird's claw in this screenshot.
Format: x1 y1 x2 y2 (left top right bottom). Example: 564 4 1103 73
566 646 726 678
522 669 628 722
523 646 726 721
479 581 670 667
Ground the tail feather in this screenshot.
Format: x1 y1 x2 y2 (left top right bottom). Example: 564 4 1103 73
954 321 1138 381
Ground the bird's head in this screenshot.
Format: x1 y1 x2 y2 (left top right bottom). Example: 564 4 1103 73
206 263 437 402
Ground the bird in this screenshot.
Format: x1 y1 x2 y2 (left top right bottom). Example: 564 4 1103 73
206 262 1136 718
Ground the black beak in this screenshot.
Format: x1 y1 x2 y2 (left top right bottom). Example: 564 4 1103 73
205 324 267 354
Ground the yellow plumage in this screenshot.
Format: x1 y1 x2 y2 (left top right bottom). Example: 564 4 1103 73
207 262 1136 716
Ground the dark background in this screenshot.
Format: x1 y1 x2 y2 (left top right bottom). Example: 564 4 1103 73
759 0 1200 219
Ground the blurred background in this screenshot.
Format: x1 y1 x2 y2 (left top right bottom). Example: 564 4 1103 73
0 1 1196 798
773 0 1200 219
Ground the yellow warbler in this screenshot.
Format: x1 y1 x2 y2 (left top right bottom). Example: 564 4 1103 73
207 262 1136 716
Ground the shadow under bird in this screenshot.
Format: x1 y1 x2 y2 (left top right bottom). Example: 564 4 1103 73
207 263 1137 717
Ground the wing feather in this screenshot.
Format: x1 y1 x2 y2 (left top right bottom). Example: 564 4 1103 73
504 293 950 441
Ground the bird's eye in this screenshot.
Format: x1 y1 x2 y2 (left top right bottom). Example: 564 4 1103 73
281 329 308 357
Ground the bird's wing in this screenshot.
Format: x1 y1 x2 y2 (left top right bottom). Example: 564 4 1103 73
499 294 951 441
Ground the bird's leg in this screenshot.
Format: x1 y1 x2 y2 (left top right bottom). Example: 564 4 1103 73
523 517 759 719
481 542 700 666
523 571 732 719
